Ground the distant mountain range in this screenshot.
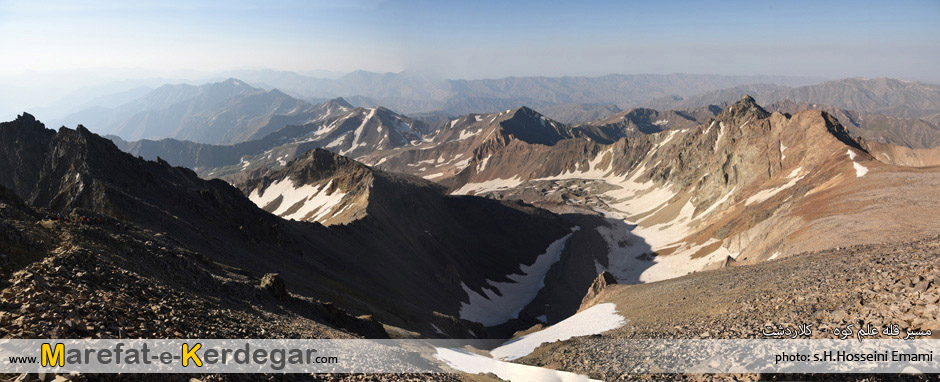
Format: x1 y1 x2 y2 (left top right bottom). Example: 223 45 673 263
56 72 824 139
55 79 319 144
646 78 940 149
104 80 940 184
308 71 821 115
648 78 940 118
537 103 623 124
109 97 433 178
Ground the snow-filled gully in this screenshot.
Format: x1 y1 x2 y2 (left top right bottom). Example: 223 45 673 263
458 227 580 326
435 226 628 381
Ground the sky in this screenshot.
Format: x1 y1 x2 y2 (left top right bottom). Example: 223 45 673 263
1 0 938 81
0 0 939 119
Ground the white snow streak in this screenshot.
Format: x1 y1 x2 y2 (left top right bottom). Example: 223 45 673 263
458 227 580 326
490 303 625 361
248 178 347 223
452 176 523 195
434 348 598 382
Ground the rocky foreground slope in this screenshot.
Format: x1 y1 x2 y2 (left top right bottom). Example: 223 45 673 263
514 234 940 380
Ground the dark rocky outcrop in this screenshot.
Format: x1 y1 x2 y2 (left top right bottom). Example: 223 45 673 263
581 271 618 308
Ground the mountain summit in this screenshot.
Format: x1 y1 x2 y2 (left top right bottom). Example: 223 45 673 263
720 94 771 120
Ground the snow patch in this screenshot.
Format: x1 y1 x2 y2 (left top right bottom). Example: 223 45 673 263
452 176 523 195
745 168 804 206
853 162 869 177
847 150 868 177
458 228 580 326
704 121 715 135
325 132 349 149
713 122 726 151
490 303 626 361
658 129 680 146
477 155 492 172
343 108 376 155
434 348 598 382
249 178 347 223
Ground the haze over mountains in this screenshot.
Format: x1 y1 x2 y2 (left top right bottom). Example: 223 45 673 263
57 71 823 141
55 72 940 153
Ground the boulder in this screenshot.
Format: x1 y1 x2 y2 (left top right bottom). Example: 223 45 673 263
260 273 288 301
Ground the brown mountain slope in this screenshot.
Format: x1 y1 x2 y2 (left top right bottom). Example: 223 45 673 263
0 113 574 337
390 96 940 286
767 100 940 149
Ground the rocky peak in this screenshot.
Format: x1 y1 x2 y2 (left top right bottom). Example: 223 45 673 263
284 148 371 181
16 112 37 124
266 88 289 98
326 97 354 109
507 106 541 119
219 78 251 88
720 94 770 120
499 106 574 146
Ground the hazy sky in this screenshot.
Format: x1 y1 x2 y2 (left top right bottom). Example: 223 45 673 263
1 0 939 81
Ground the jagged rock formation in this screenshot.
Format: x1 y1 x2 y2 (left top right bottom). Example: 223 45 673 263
580 271 617 308
361 106 580 185
767 100 940 149
572 106 719 143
